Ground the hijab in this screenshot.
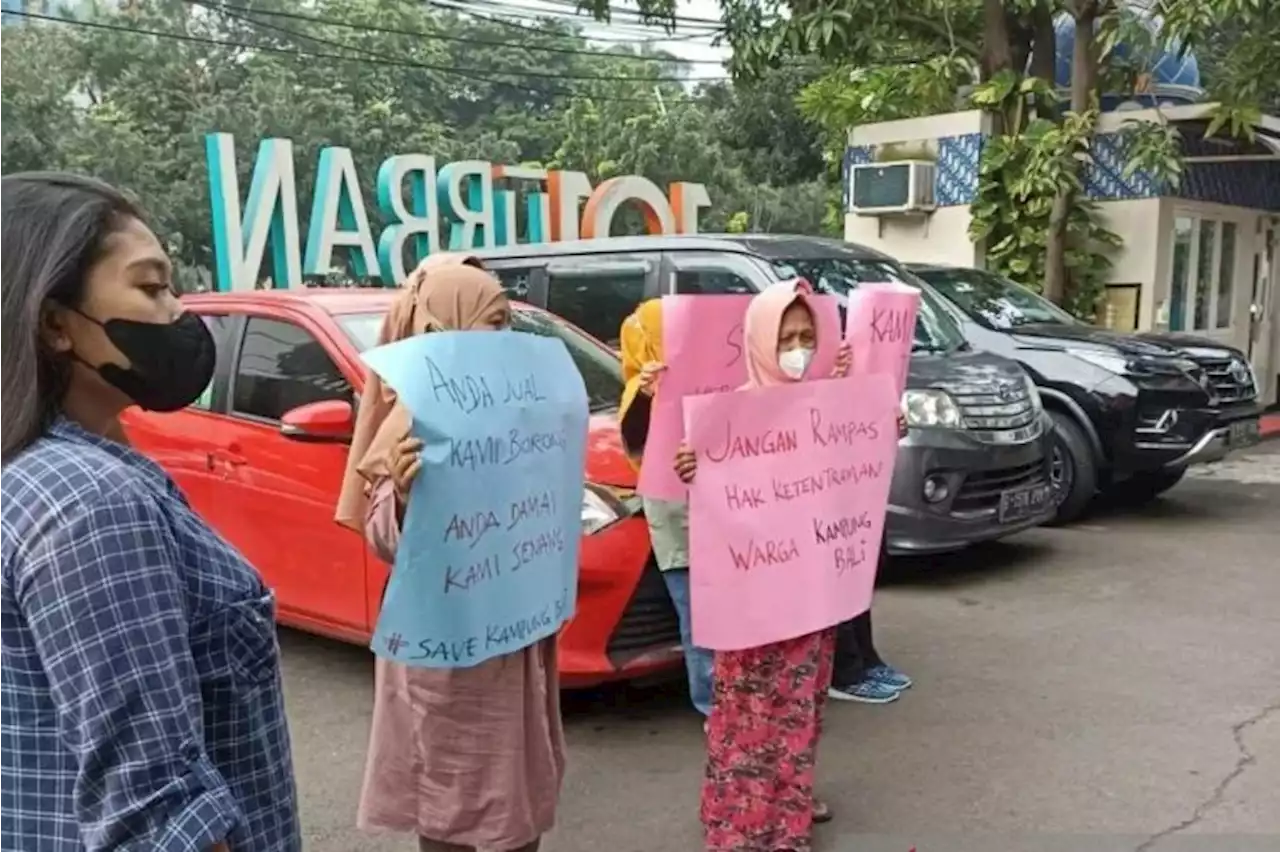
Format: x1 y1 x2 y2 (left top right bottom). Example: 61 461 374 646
742 278 817 389
617 299 663 468
334 254 505 531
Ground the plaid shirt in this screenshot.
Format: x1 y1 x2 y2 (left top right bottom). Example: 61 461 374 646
1 418 300 851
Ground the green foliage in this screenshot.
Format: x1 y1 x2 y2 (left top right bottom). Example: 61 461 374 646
967 84 1122 321
0 0 840 280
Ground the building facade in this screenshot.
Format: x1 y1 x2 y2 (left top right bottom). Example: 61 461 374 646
842 105 1280 408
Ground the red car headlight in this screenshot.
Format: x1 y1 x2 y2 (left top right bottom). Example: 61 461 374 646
582 483 635 535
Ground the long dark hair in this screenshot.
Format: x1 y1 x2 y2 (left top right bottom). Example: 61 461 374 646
1 172 146 461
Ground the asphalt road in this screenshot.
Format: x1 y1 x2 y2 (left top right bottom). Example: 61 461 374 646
283 442 1280 852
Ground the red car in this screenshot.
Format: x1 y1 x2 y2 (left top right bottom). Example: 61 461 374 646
122 288 683 687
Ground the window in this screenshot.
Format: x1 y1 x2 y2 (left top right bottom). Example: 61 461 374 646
1194 220 1215 330
1170 215 1241 332
191 315 232 410
915 267 1078 331
545 263 648 347
510 310 625 413
1170 217 1193 331
336 309 625 414
675 269 756 295
1216 222 1236 329
771 256 968 353
493 267 533 300
232 318 352 422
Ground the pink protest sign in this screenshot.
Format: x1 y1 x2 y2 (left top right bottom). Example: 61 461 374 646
683 373 900 650
844 283 921 395
636 292 843 500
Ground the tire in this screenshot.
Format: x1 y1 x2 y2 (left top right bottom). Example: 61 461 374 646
1046 410 1098 526
1109 468 1187 507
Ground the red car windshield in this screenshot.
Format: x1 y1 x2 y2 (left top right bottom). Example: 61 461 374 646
337 308 624 414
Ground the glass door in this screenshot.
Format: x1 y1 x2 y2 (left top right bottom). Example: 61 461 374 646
1250 221 1277 404
1167 213 1243 335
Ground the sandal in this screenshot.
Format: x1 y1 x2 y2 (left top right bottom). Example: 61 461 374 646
812 798 834 824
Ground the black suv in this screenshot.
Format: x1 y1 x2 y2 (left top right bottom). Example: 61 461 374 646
470 235 1057 556
909 264 1264 522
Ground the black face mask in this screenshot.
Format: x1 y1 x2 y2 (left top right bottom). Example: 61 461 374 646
74 311 216 412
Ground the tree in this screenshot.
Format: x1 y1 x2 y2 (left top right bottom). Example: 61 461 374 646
2 0 841 279
603 0 1280 317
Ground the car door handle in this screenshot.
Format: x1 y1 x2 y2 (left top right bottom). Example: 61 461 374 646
213 450 248 466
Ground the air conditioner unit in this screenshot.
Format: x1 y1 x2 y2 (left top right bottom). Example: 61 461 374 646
849 160 937 215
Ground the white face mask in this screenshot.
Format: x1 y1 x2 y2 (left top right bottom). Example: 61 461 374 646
778 346 814 379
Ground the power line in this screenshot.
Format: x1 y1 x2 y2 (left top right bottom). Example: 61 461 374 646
196 1 696 104
14 9 729 84
418 0 723 43
520 0 732 29
427 0 722 32
185 0 729 64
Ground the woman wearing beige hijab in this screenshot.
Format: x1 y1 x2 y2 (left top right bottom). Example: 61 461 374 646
335 254 566 852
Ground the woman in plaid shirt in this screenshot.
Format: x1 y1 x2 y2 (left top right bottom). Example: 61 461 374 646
0 173 301 852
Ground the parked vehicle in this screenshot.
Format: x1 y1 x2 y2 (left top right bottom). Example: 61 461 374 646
908 264 1264 522
122 289 684 687
471 235 1057 556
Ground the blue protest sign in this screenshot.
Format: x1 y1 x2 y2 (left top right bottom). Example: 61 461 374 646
361 330 589 668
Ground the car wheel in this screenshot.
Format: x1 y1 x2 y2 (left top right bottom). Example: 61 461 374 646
1046 410 1097 526
1109 468 1187 506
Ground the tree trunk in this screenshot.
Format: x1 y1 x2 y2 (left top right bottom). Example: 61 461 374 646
1029 1 1057 86
1044 2 1100 306
980 0 1014 81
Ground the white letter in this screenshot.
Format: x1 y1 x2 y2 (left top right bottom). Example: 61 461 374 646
375 154 439 284
205 133 302 291
670 182 712 234
437 160 495 250
581 176 676 239
546 170 593 241
303 146 379 280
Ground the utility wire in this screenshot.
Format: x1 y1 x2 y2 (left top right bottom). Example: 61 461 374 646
185 0 730 64
519 0 736 29
197 1 697 104
436 0 722 31
418 0 723 43
14 10 730 84
426 0 721 31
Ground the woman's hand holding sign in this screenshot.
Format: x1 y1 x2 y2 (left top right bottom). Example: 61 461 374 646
389 436 424 504
638 361 666 396
674 444 698 484
831 342 852 379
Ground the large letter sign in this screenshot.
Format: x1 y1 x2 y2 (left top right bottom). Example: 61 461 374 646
683 374 900 650
204 133 713 291
361 331 589 668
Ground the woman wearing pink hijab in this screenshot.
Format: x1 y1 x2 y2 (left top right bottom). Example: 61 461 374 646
674 279 849 852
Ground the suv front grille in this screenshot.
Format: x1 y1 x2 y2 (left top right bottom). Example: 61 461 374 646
950 381 1041 443
605 557 682 668
951 460 1047 515
1187 355 1257 405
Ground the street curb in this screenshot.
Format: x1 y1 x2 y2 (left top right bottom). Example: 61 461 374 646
1261 412 1280 443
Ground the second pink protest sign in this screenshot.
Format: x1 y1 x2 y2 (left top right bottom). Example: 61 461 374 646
637 291 842 501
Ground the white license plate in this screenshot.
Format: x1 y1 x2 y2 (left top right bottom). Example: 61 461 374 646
1228 419 1260 448
998 484 1054 523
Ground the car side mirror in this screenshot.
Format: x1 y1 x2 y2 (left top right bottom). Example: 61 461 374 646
280 399 354 443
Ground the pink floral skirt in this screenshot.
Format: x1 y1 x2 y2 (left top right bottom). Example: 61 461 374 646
700 628 836 852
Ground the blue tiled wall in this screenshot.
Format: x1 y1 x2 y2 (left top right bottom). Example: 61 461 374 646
843 133 984 209
844 131 1279 211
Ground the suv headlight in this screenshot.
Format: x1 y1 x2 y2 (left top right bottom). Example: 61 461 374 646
901 389 964 428
1022 373 1043 412
582 484 623 535
1068 349 1131 374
